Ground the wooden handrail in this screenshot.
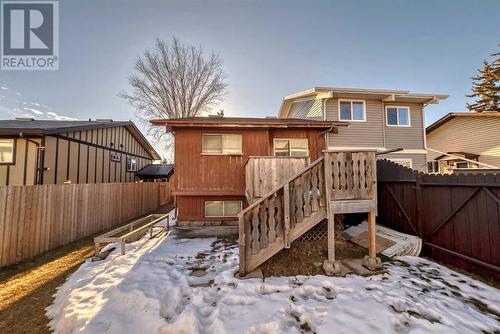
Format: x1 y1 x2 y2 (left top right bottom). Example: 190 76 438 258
243 155 307 167
238 156 325 217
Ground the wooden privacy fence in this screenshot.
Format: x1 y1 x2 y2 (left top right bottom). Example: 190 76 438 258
159 181 174 206
377 159 500 279
0 182 169 267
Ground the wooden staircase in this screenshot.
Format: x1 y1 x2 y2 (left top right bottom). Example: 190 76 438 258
238 151 379 276
238 157 327 275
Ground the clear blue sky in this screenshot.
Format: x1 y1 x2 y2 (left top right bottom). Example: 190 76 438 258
0 0 498 155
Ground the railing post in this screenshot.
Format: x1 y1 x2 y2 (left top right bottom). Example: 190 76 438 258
238 213 246 276
323 152 341 275
284 183 291 248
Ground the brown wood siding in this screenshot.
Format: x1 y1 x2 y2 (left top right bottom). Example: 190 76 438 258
427 116 500 167
269 129 326 161
174 128 269 194
177 195 246 222
384 103 425 150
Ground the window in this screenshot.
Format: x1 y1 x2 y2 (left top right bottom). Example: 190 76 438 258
427 160 439 173
126 157 137 172
387 158 412 169
339 100 366 121
205 200 242 217
274 139 308 157
456 162 469 169
0 139 14 164
386 106 410 126
202 134 242 155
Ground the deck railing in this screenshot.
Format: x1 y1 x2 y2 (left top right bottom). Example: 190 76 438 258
239 157 326 275
238 150 378 275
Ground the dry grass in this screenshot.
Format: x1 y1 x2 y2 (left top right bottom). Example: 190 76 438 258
0 236 95 334
261 238 367 277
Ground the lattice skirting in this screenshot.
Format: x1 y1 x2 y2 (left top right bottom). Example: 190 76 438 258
297 221 328 241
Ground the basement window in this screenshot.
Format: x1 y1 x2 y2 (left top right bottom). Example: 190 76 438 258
126 157 137 172
205 200 242 217
427 160 439 173
0 139 14 164
456 162 469 169
202 134 242 155
386 106 410 126
274 138 308 157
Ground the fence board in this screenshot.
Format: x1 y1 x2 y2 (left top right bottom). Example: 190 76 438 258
0 181 172 267
377 159 500 279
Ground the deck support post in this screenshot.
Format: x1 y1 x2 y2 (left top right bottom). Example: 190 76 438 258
238 214 246 277
363 210 382 270
322 152 341 276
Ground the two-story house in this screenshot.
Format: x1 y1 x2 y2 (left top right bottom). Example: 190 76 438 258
278 87 448 171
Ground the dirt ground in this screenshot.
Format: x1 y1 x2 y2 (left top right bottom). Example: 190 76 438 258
261 238 368 277
0 235 95 334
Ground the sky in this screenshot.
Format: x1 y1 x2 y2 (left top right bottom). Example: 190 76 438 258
0 0 499 158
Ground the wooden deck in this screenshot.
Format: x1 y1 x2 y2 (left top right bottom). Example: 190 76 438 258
238 150 380 276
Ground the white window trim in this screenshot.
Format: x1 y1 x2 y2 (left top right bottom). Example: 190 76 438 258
427 160 440 174
126 157 137 172
387 158 412 169
338 99 366 122
0 138 15 164
204 200 243 217
385 106 411 127
202 134 243 156
273 138 309 157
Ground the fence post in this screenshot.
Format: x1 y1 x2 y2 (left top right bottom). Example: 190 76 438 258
415 173 423 239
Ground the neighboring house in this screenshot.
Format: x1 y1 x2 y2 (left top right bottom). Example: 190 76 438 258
426 112 500 174
0 118 160 186
151 117 346 225
279 87 448 171
136 164 174 182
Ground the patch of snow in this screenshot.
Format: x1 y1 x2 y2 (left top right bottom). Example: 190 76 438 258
47 232 500 334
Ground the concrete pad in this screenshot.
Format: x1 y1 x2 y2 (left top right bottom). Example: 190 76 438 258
234 268 264 280
340 258 387 276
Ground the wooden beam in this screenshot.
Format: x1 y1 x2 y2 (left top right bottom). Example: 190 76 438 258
368 211 376 258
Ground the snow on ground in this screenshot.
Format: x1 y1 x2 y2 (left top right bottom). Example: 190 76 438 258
46 230 500 334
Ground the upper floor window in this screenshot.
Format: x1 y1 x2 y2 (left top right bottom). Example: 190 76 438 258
274 138 308 157
386 106 410 126
202 134 242 155
0 139 14 164
339 100 366 121
126 157 137 172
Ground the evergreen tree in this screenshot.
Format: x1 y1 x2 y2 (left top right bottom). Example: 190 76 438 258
466 47 500 112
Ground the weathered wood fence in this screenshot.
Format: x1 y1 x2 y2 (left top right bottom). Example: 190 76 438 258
0 182 172 267
377 159 500 279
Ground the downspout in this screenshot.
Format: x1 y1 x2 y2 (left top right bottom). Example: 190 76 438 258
19 132 44 185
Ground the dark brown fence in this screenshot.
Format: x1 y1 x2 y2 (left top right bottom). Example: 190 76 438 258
377 159 500 280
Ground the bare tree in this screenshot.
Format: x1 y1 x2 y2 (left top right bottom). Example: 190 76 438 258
121 37 227 160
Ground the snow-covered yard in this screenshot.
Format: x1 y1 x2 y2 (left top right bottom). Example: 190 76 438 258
46 230 500 334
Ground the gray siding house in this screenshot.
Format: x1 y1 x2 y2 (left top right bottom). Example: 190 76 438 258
278 87 448 171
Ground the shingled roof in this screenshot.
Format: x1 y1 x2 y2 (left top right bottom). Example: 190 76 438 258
135 164 174 179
